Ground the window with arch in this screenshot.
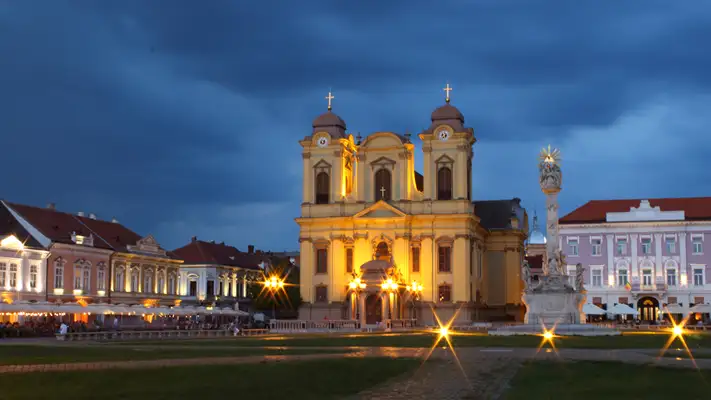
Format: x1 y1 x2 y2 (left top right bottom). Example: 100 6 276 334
437 166 453 200
0 263 6 287
376 242 390 259
617 268 628 287
315 171 330 204
131 268 140 292
30 265 38 289
73 262 84 290
54 259 65 289
82 267 91 292
97 263 106 291
157 270 165 294
168 273 177 295
115 266 125 292
9 264 17 289
144 269 154 294
374 168 392 201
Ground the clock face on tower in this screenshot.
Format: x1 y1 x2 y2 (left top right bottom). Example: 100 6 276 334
437 129 450 141
317 137 329 147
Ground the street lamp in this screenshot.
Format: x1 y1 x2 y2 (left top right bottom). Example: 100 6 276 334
381 278 400 319
406 281 424 323
263 275 284 319
348 277 366 320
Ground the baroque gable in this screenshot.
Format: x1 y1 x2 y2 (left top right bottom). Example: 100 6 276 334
353 200 407 220
127 234 168 257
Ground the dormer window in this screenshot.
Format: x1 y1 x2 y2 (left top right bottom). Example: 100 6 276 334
72 232 94 246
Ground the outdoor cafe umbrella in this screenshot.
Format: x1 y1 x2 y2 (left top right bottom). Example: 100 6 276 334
689 303 711 314
609 303 639 315
583 303 606 315
663 303 686 314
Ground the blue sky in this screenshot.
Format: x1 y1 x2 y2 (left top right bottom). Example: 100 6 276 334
2 1 711 251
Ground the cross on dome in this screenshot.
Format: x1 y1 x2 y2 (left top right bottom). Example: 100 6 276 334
325 90 335 111
443 83 453 103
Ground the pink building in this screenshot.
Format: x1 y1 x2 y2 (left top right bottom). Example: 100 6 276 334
560 197 711 322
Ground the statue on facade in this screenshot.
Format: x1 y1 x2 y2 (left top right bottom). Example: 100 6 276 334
575 263 585 291
522 260 532 291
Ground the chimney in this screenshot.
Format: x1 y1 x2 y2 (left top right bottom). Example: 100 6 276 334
248 245 254 254
111 217 119 223
77 211 85 217
89 213 97 220
220 241 225 245
191 236 197 242
46 203 56 210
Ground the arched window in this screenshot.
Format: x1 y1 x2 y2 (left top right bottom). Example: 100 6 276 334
374 169 391 201
54 259 65 289
115 266 125 292
376 242 390 259
437 167 453 200
157 271 165 294
168 273 176 295
131 269 140 292
82 268 91 292
144 270 154 294
97 263 106 291
315 172 330 204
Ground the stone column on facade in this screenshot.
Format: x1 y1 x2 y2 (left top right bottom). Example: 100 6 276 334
398 152 410 200
300 239 314 304
302 152 312 204
679 233 687 287
358 293 366 327
419 235 434 302
422 145 433 199
231 274 238 298
331 150 343 203
654 234 663 278
331 238 344 303
454 147 467 199
125 263 132 293
630 234 639 279
606 234 614 286
356 154 366 202
453 235 470 302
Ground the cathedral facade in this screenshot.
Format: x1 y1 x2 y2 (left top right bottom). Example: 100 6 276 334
296 94 528 325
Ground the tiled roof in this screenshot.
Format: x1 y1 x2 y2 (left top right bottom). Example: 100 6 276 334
559 197 711 224
75 216 143 252
5 202 113 250
0 203 44 249
473 199 523 230
172 239 266 269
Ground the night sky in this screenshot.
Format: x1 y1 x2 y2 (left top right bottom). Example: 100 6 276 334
2 1 710 252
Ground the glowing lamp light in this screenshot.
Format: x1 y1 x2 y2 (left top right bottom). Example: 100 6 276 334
263 275 284 289
439 326 449 339
543 331 554 340
672 325 684 337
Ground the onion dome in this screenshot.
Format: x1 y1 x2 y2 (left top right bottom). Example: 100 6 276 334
431 103 464 123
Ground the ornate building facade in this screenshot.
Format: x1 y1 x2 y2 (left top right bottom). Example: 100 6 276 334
297 92 528 325
559 198 711 321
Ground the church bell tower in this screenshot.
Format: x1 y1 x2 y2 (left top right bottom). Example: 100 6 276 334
419 84 476 201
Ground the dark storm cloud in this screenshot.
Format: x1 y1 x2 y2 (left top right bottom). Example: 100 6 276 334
1 0 710 249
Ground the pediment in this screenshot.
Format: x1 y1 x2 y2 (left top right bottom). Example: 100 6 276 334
313 159 332 169
353 201 407 219
370 156 396 167
0 235 23 250
435 154 455 164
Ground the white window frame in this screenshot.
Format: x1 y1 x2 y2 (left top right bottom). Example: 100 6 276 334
9 264 18 289
692 234 704 255
641 237 652 255
617 269 629 287
693 267 705 287
666 268 677 287
591 238 602 256
642 269 653 286
665 236 676 254
0 262 6 288
54 261 64 289
29 265 38 289
567 237 579 257
616 238 627 256
591 268 603 287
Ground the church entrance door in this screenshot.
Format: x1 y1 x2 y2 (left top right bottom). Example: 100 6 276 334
365 294 382 324
637 296 659 322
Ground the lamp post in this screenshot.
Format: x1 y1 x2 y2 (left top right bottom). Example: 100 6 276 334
348 277 366 320
262 275 284 319
406 280 423 323
381 278 399 319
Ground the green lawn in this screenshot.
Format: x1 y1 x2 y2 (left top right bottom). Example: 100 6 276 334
0 357 419 400
504 361 711 400
0 345 349 365
114 331 711 349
